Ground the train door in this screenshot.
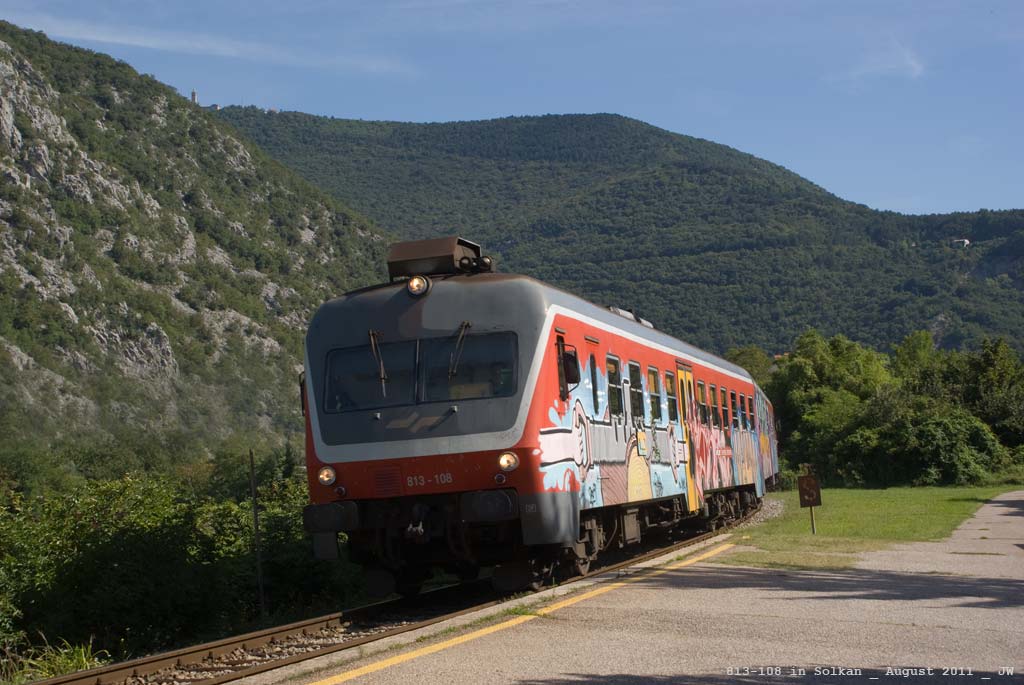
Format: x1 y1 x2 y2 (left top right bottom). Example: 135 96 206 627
624 361 653 501
676 364 700 512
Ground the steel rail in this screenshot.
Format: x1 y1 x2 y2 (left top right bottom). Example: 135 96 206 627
33 505 759 685
27 589 471 685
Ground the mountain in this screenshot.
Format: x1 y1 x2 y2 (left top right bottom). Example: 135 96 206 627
0 23 387 476
216 107 1024 354
2 19 1021 484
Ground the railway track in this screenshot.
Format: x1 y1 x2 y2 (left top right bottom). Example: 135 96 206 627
36 506 759 685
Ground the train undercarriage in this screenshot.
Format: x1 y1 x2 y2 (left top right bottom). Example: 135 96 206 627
324 485 762 596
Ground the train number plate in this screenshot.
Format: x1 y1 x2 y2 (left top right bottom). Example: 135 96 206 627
405 472 454 488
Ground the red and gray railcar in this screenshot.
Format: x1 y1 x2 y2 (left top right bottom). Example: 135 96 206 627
302 237 779 593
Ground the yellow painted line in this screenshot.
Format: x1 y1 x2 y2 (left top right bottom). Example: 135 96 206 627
314 615 534 684
535 542 735 615
313 542 735 684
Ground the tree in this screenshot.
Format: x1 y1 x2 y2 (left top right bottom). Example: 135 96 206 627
725 344 773 387
964 339 1024 448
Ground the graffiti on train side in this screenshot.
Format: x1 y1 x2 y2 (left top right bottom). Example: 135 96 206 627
537 354 773 510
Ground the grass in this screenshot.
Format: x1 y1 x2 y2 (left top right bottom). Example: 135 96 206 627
712 485 1017 570
409 603 545 645
0 638 109 685
403 596 555 647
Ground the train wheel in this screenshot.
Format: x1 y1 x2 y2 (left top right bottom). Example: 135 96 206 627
493 560 550 592
492 561 534 593
557 548 593 580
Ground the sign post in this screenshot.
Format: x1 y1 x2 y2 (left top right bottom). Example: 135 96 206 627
249 448 267 619
797 472 822 535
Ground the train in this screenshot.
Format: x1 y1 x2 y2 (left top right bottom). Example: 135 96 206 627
301 237 779 595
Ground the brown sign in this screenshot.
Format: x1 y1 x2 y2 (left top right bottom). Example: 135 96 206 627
798 475 822 508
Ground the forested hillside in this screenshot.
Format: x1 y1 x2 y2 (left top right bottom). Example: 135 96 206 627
217 107 1024 354
0 23 387 488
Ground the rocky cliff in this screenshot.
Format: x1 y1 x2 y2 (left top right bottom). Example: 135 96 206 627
0 23 385 471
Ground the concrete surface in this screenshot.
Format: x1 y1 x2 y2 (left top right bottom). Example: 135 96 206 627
251 491 1024 685
239 537 732 685
856 490 1024 579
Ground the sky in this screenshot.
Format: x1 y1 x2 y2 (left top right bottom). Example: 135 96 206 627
1 0 1021 215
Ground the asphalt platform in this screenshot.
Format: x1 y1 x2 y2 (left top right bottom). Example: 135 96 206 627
250 491 1024 685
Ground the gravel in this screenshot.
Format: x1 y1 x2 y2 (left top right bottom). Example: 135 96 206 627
125 618 424 685
734 495 784 529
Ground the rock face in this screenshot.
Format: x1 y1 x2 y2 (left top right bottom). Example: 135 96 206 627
0 22 387 453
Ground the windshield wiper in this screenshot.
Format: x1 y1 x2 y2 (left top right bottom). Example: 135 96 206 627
368 329 387 397
448 321 472 379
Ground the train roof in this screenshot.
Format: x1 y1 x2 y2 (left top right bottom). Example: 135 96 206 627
507 273 752 382
319 270 755 386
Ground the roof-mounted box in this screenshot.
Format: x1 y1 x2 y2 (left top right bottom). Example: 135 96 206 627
387 236 491 281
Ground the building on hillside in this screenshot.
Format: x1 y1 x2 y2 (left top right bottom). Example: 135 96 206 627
950 238 971 248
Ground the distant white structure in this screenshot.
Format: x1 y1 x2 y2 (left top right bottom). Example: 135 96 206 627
951 238 971 248
191 89 198 104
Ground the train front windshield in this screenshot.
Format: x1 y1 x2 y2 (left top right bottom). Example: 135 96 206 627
324 332 518 413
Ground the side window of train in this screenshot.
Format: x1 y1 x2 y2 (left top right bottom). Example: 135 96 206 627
710 384 720 428
647 367 662 424
607 356 624 418
555 335 580 401
730 390 739 429
720 387 729 429
748 395 757 430
628 362 644 421
589 354 599 415
696 381 708 426
739 394 748 430
665 372 679 423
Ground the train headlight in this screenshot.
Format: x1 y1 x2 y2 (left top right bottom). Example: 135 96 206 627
498 452 519 472
407 275 430 297
317 466 336 486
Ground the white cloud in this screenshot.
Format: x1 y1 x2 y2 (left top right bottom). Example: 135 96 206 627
3 11 414 75
843 38 925 81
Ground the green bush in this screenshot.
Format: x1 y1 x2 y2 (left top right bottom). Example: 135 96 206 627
0 473 361 657
774 467 798 491
771 330 1023 487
